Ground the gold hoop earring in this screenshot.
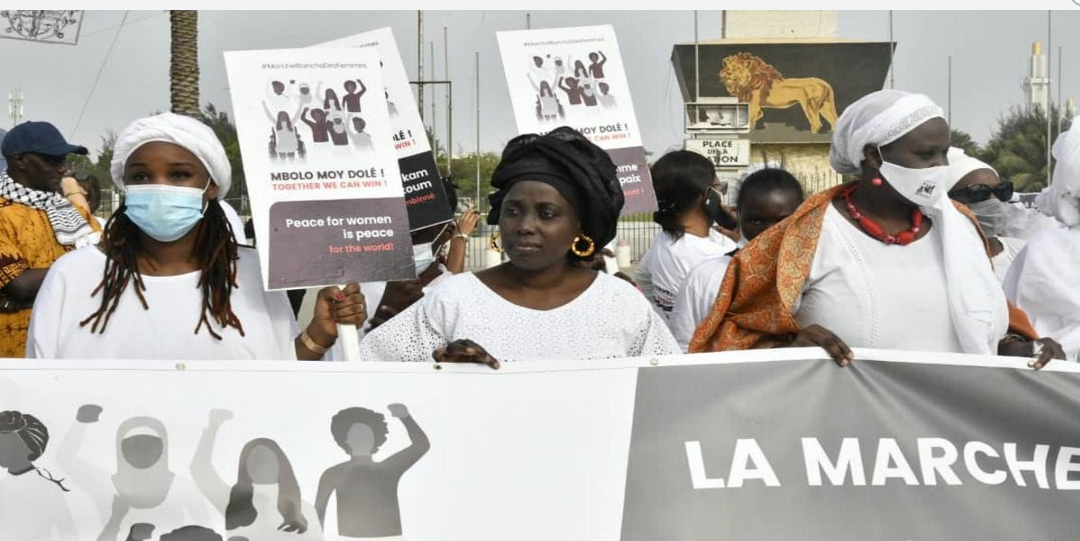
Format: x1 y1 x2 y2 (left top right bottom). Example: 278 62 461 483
489 230 504 253
570 234 595 258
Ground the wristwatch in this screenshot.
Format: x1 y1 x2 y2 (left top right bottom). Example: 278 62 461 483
454 232 470 241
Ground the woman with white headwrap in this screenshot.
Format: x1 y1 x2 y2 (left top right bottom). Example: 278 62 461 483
945 148 1026 283
1003 118 1080 361
25 113 366 360
690 90 1063 368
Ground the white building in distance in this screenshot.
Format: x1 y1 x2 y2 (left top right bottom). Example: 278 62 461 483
1022 41 1050 113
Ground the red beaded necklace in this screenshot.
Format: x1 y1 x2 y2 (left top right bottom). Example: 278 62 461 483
842 185 924 246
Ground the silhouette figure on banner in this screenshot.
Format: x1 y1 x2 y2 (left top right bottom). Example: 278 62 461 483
0 410 77 539
580 78 599 108
348 118 374 152
300 108 331 145
527 74 565 121
265 81 294 118
58 405 211 541
316 404 429 539
587 51 608 79
385 90 398 118
342 79 367 113
558 77 584 106
121 523 225 541
295 81 320 109
191 410 322 540
263 104 306 160
598 82 617 109
328 115 350 147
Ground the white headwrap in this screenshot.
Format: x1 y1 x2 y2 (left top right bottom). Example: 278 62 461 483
945 147 997 191
110 113 232 199
829 90 1008 355
830 90 945 175
1039 117 1080 227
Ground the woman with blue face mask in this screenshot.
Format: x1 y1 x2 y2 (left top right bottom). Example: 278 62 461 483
26 113 366 360
690 90 1064 369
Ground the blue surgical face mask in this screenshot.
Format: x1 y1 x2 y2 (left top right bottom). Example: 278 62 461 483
124 182 210 242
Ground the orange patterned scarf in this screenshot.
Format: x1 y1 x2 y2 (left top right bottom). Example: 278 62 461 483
688 182 1037 353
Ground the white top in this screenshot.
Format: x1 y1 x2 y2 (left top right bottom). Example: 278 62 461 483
358 272 679 362
991 236 1026 284
669 254 733 352
27 247 299 360
636 229 737 321
1004 226 1080 361
794 204 963 353
326 264 453 361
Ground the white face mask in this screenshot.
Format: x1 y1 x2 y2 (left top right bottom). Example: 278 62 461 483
412 242 435 275
968 198 1010 237
877 148 950 207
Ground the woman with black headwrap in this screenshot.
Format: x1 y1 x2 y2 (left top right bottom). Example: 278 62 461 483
359 127 678 366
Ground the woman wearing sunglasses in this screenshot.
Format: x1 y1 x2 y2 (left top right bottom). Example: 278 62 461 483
945 150 1023 283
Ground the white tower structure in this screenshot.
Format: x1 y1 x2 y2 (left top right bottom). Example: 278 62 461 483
7 87 23 127
1022 41 1050 113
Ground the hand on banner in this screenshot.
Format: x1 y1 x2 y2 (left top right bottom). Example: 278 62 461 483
789 324 854 367
433 339 501 370
998 335 1065 370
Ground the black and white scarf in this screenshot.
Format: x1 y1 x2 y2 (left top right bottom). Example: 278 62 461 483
0 172 99 248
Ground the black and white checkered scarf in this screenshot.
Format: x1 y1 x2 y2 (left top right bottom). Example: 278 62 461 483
0 172 98 248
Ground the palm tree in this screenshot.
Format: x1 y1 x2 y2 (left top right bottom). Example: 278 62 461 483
981 106 1072 192
169 10 200 117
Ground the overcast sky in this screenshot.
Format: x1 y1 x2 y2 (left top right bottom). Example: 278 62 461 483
2 10 1078 156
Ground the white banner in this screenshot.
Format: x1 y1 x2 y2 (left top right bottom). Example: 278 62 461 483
4 349 1080 540
225 47 413 290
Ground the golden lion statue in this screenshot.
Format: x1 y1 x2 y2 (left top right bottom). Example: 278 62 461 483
718 52 838 134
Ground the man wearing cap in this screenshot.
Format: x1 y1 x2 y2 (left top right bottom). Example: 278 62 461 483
0 121 101 357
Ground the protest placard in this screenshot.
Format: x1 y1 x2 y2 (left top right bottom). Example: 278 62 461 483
497 25 658 215
225 47 414 290
316 28 453 232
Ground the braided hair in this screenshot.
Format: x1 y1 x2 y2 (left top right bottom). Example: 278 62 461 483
650 150 717 239
80 201 244 340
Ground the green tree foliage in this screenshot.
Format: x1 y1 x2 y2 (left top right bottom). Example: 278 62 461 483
980 106 1073 192
66 132 117 189
200 103 246 207
436 151 500 212
950 129 980 157
425 125 500 211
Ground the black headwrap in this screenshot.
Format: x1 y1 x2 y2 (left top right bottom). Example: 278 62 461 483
487 127 624 255
0 410 47 461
